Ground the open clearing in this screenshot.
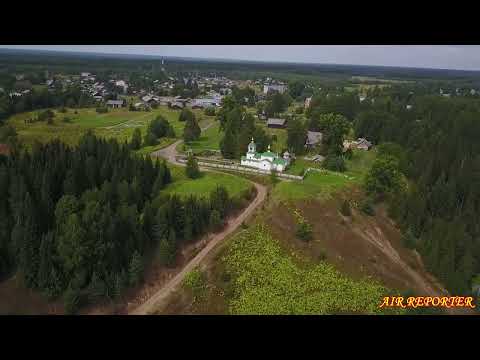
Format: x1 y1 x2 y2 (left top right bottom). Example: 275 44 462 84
274 149 376 201
7 106 215 150
157 164 252 200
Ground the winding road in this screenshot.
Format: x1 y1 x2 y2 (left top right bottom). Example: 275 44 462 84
130 123 267 315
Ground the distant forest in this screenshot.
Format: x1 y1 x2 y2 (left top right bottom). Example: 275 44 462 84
2 49 480 86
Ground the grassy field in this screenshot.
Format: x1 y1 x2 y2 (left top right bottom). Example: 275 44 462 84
157 164 252 200
221 225 404 315
7 106 215 150
273 149 376 201
183 122 222 153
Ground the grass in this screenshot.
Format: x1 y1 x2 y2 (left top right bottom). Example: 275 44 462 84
158 164 252 200
256 123 288 153
273 149 376 201
7 106 215 151
285 157 322 176
222 225 405 315
183 121 222 153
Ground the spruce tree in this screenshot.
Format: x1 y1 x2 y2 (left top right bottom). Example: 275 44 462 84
128 250 144 286
185 155 200 179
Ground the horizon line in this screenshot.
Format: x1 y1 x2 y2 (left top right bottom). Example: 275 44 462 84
1 47 480 73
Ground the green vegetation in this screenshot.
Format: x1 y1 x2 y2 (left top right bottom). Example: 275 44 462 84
159 165 251 200
222 225 404 314
184 122 222 153
274 150 375 202
6 106 213 151
183 268 207 300
293 209 313 241
340 200 352 216
185 155 201 179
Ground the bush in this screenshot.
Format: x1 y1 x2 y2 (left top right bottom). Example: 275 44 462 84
296 220 313 241
317 250 327 261
402 229 417 249
360 197 375 216
62 116 72 123
96 107 108 114
59 107 67 113
204 107 216 116
37 109 55 122
295 106 304 114
183 269 206 300
340 200 352 216
323 154 346 172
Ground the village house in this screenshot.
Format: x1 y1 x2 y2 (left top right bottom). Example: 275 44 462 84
304 96 312 109
115 80 128 94
134 102 149 111
106 99 125 108
305 131 323 148
263 84 287 94
170 101 184 109
267 118 287 129
343 138 373 151
241 138 290 172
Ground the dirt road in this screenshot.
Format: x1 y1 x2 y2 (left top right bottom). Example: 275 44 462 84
130 127 267 315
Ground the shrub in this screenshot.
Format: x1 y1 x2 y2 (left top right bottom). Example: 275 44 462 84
296 220 313 241
96 107 108 114
340 200 352 216
62 116 72 123
317 250 327 261
360 197 375 216
323 154 346 172
183 269 206 300
59 107 67 113
402 229 417 249
204 107 216 116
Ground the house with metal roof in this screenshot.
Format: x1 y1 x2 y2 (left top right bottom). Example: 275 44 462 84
240 138 290 172
106 99 125 108
267 118 287 128
305 131 323 148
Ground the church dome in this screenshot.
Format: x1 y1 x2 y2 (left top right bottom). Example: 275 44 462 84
248 137 256 152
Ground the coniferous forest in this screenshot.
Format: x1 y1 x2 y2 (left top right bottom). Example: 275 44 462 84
0 131 232 312
352 93 480 295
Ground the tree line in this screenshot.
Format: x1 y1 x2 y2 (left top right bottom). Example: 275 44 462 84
0 131 235 313
359 94 480 295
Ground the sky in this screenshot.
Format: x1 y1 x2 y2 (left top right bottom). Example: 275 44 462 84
1 45 480 71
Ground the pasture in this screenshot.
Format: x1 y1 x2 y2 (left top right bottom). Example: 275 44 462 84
7 106 215 150
158 164 252 200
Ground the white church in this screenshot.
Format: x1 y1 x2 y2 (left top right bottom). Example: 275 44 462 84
240 138 290 172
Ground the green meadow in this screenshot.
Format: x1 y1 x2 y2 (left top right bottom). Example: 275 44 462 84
273 149 376 201
7 106 214 150
158 164 252 200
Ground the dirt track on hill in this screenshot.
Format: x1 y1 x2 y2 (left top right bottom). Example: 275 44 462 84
130 127 267 315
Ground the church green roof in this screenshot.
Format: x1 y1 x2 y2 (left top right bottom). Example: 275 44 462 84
273 158 287 166
260 151 276 158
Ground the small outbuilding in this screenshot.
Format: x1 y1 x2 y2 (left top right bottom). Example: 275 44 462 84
106 99 125 108
267 118 287 129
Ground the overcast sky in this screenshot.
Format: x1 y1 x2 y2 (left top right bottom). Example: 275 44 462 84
1 45 480 71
